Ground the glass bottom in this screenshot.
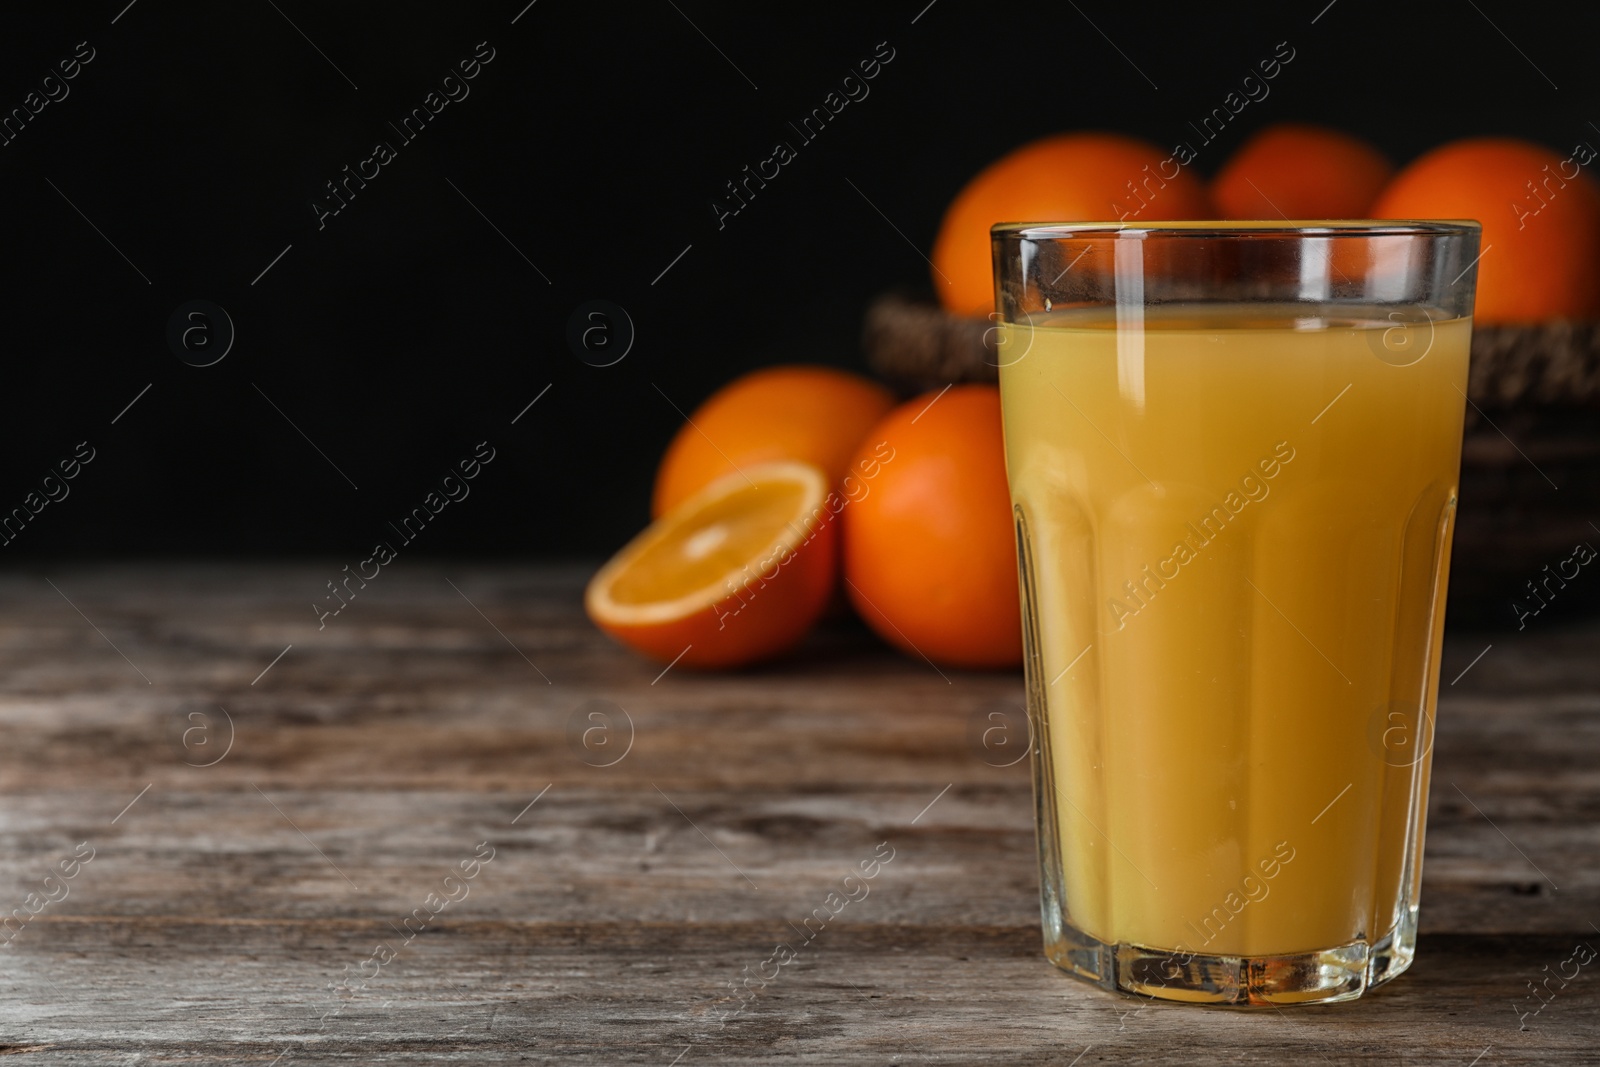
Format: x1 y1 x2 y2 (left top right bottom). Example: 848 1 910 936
1042 903 1418 1006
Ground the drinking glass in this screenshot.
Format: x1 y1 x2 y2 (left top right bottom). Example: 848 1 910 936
993 221 1480 1005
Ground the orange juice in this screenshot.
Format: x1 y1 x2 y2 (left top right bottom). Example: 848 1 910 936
1000 305 1469 961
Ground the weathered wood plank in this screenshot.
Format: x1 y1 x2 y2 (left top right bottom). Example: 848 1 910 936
0 781 1593 932
0 565 1595 1061
2 923 1596 1064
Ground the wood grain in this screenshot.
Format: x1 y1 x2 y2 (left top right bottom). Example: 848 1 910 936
0 565 1595 1063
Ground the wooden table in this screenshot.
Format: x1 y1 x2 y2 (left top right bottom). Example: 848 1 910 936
1 564 1596 1063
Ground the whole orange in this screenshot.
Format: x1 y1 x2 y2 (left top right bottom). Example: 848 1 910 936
1372 137 1600 324
931 132 1213 318
843 385 1021 669
1211 123 1393 219
653 365 896 518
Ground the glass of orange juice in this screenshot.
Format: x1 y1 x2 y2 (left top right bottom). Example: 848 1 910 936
992 221 1481 1005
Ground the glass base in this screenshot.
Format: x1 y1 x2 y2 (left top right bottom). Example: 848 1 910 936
1042 904 1418 1006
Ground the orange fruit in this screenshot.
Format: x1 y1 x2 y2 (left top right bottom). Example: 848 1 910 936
931 132 1213 318
1372 137 1600 324
1211 123 1394 219
842 385 1021 669
588 462 837 669
652 365 896 518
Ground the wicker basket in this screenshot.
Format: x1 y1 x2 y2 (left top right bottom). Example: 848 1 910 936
863 293 1600 624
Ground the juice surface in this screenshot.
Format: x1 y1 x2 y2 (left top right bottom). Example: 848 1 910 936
999 304 1469 957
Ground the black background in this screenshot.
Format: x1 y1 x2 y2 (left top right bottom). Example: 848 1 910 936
0 0 1591 559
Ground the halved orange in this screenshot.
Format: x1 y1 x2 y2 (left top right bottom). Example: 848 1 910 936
586 461 837 669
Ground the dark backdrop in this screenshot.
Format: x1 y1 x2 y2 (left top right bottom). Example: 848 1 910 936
1 0 1592 558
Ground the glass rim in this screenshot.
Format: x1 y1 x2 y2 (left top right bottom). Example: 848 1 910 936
991 220 1482 239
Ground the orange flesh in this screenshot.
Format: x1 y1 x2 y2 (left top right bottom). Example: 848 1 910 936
607 480 808 607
